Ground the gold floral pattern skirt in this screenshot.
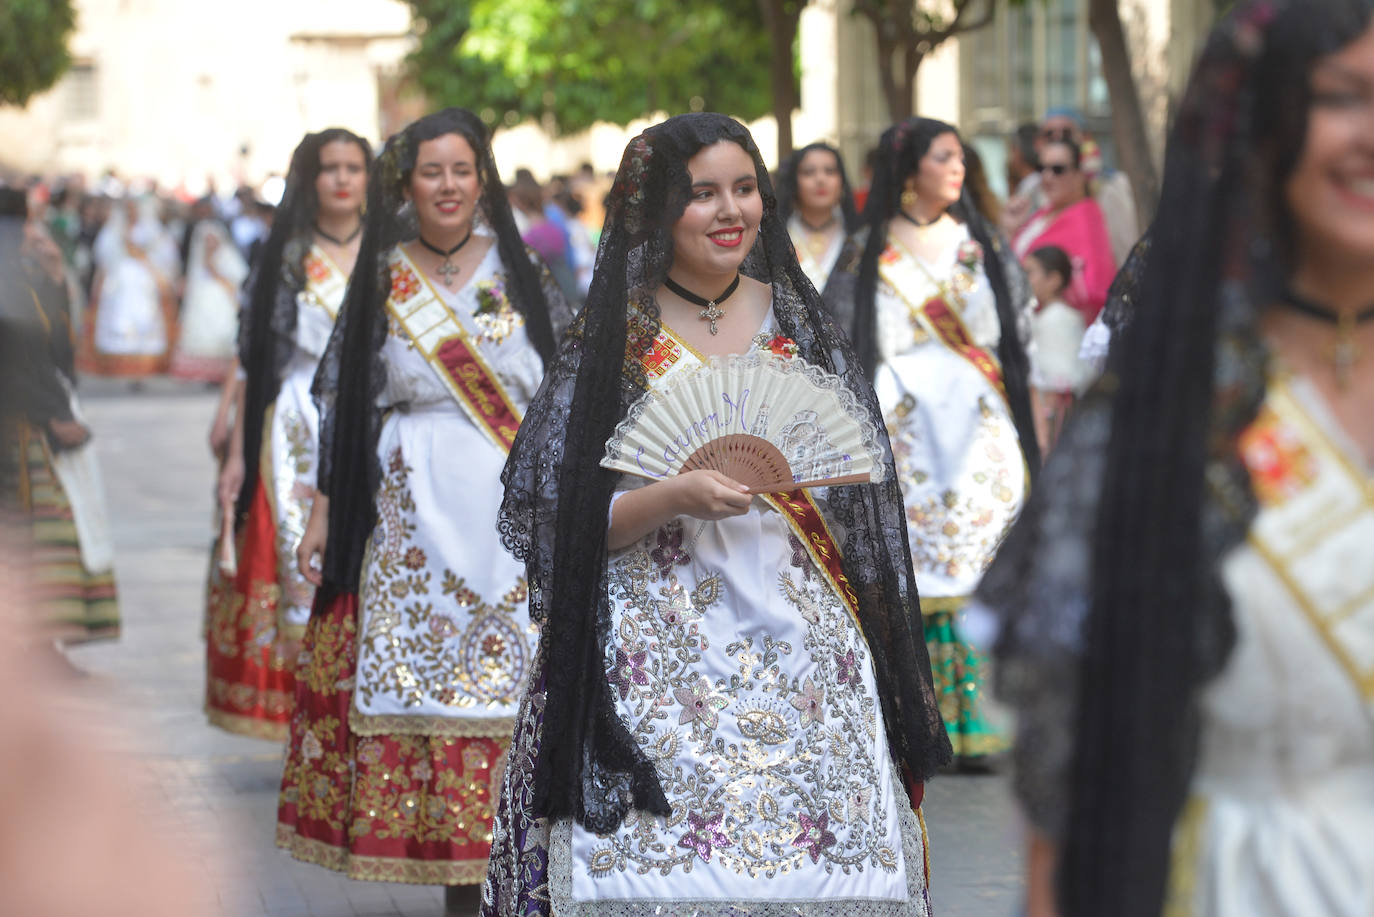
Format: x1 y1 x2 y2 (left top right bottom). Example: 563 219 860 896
204 480 294 739
276 589 509 886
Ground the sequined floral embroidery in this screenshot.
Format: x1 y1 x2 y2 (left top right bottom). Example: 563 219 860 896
650 520 692 577
678 811 732 862
356 447 530 714
389 261 421 302
582 531 899 880
888 395 1021 581
792 812 838 863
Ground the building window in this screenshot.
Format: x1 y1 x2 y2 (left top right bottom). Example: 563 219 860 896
62 62 99 122
958 0 1114 193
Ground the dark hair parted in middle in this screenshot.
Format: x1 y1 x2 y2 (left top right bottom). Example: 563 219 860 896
851 116 1040 481
313 107 568 591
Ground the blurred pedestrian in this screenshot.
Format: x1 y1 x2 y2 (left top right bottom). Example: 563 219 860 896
1023 245 1089 454
511 169 580 304
852 145 879 215
1002 122 1044 239
203 128 370 741
837 117 1039 767
280 108 571 909
980 3 1374 915
1038 109 1139 264
85 197 178 379
776 141 860 298
169 218 247 381
0 187 119 645
1012 138 1117 323
962 142 1003 227
548 176 595 298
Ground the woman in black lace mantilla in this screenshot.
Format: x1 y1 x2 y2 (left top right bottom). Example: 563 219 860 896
484 112 950 916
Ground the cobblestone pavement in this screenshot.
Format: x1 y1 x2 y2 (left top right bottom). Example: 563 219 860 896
67 378 1023 917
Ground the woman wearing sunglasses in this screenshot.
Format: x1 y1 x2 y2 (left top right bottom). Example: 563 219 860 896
1011 139 1116 323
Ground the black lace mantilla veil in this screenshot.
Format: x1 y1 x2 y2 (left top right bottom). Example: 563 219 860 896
977 2 1373 915
775 141 860 234
312 107 567 592
497 112 952 834
832 117 1041 480
235 129 372 524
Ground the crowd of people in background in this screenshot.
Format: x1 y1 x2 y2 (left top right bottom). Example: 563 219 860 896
15 111 1102 445
11 4 1369 912
12 164 615 390
11 102 1122 419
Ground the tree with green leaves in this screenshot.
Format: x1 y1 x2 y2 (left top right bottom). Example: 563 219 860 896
0 0 77 107
405 0 776 150
850 0 1006 123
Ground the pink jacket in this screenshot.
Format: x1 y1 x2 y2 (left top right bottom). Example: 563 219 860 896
1014 198 1118 323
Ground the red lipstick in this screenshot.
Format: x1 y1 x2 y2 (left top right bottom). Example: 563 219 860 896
709 227 744 248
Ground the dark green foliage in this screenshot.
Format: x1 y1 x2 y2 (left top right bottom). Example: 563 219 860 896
0 0 77 107
405 0 776 134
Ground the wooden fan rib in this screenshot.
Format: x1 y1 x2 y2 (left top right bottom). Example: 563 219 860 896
747 472 873 494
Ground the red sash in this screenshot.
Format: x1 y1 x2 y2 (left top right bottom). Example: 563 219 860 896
763 489 864 633
436 335 521 449
385 250 523 455
635 324 865 633
917 295 1008 400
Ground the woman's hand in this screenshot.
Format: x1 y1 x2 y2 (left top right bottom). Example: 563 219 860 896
208 412 232 461
607 470 751 551
217 449 245 510
48 418 91 449
208 369 241 461
296 495 330 586
667 470 753 521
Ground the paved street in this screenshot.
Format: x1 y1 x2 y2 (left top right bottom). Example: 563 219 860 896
66 378 1024 917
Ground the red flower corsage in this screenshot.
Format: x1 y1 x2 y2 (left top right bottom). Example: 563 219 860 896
768 335 800 358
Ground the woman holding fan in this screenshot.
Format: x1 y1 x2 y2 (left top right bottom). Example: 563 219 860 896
278 108 571 898
483 112 949 915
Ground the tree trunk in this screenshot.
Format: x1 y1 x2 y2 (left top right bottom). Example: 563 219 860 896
874 32 905 124
1087 0 1159 228
758 0 801 163
900 44 923 122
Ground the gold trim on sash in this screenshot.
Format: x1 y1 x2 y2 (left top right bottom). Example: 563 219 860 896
383 248 523 454
877 243 1009 404
763 488 864 633
1161 795 1208 917
643 319 866 633
1240 377 1374 705
302 244 348 319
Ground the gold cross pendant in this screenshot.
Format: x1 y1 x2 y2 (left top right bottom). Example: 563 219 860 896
700 302 725 335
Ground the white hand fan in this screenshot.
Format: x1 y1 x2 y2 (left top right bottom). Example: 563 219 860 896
602 352 887 493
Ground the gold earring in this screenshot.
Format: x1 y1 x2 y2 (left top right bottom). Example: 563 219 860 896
900 189 918 209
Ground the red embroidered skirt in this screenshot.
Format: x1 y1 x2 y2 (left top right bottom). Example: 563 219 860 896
276 589 508 885
204 480 295 739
